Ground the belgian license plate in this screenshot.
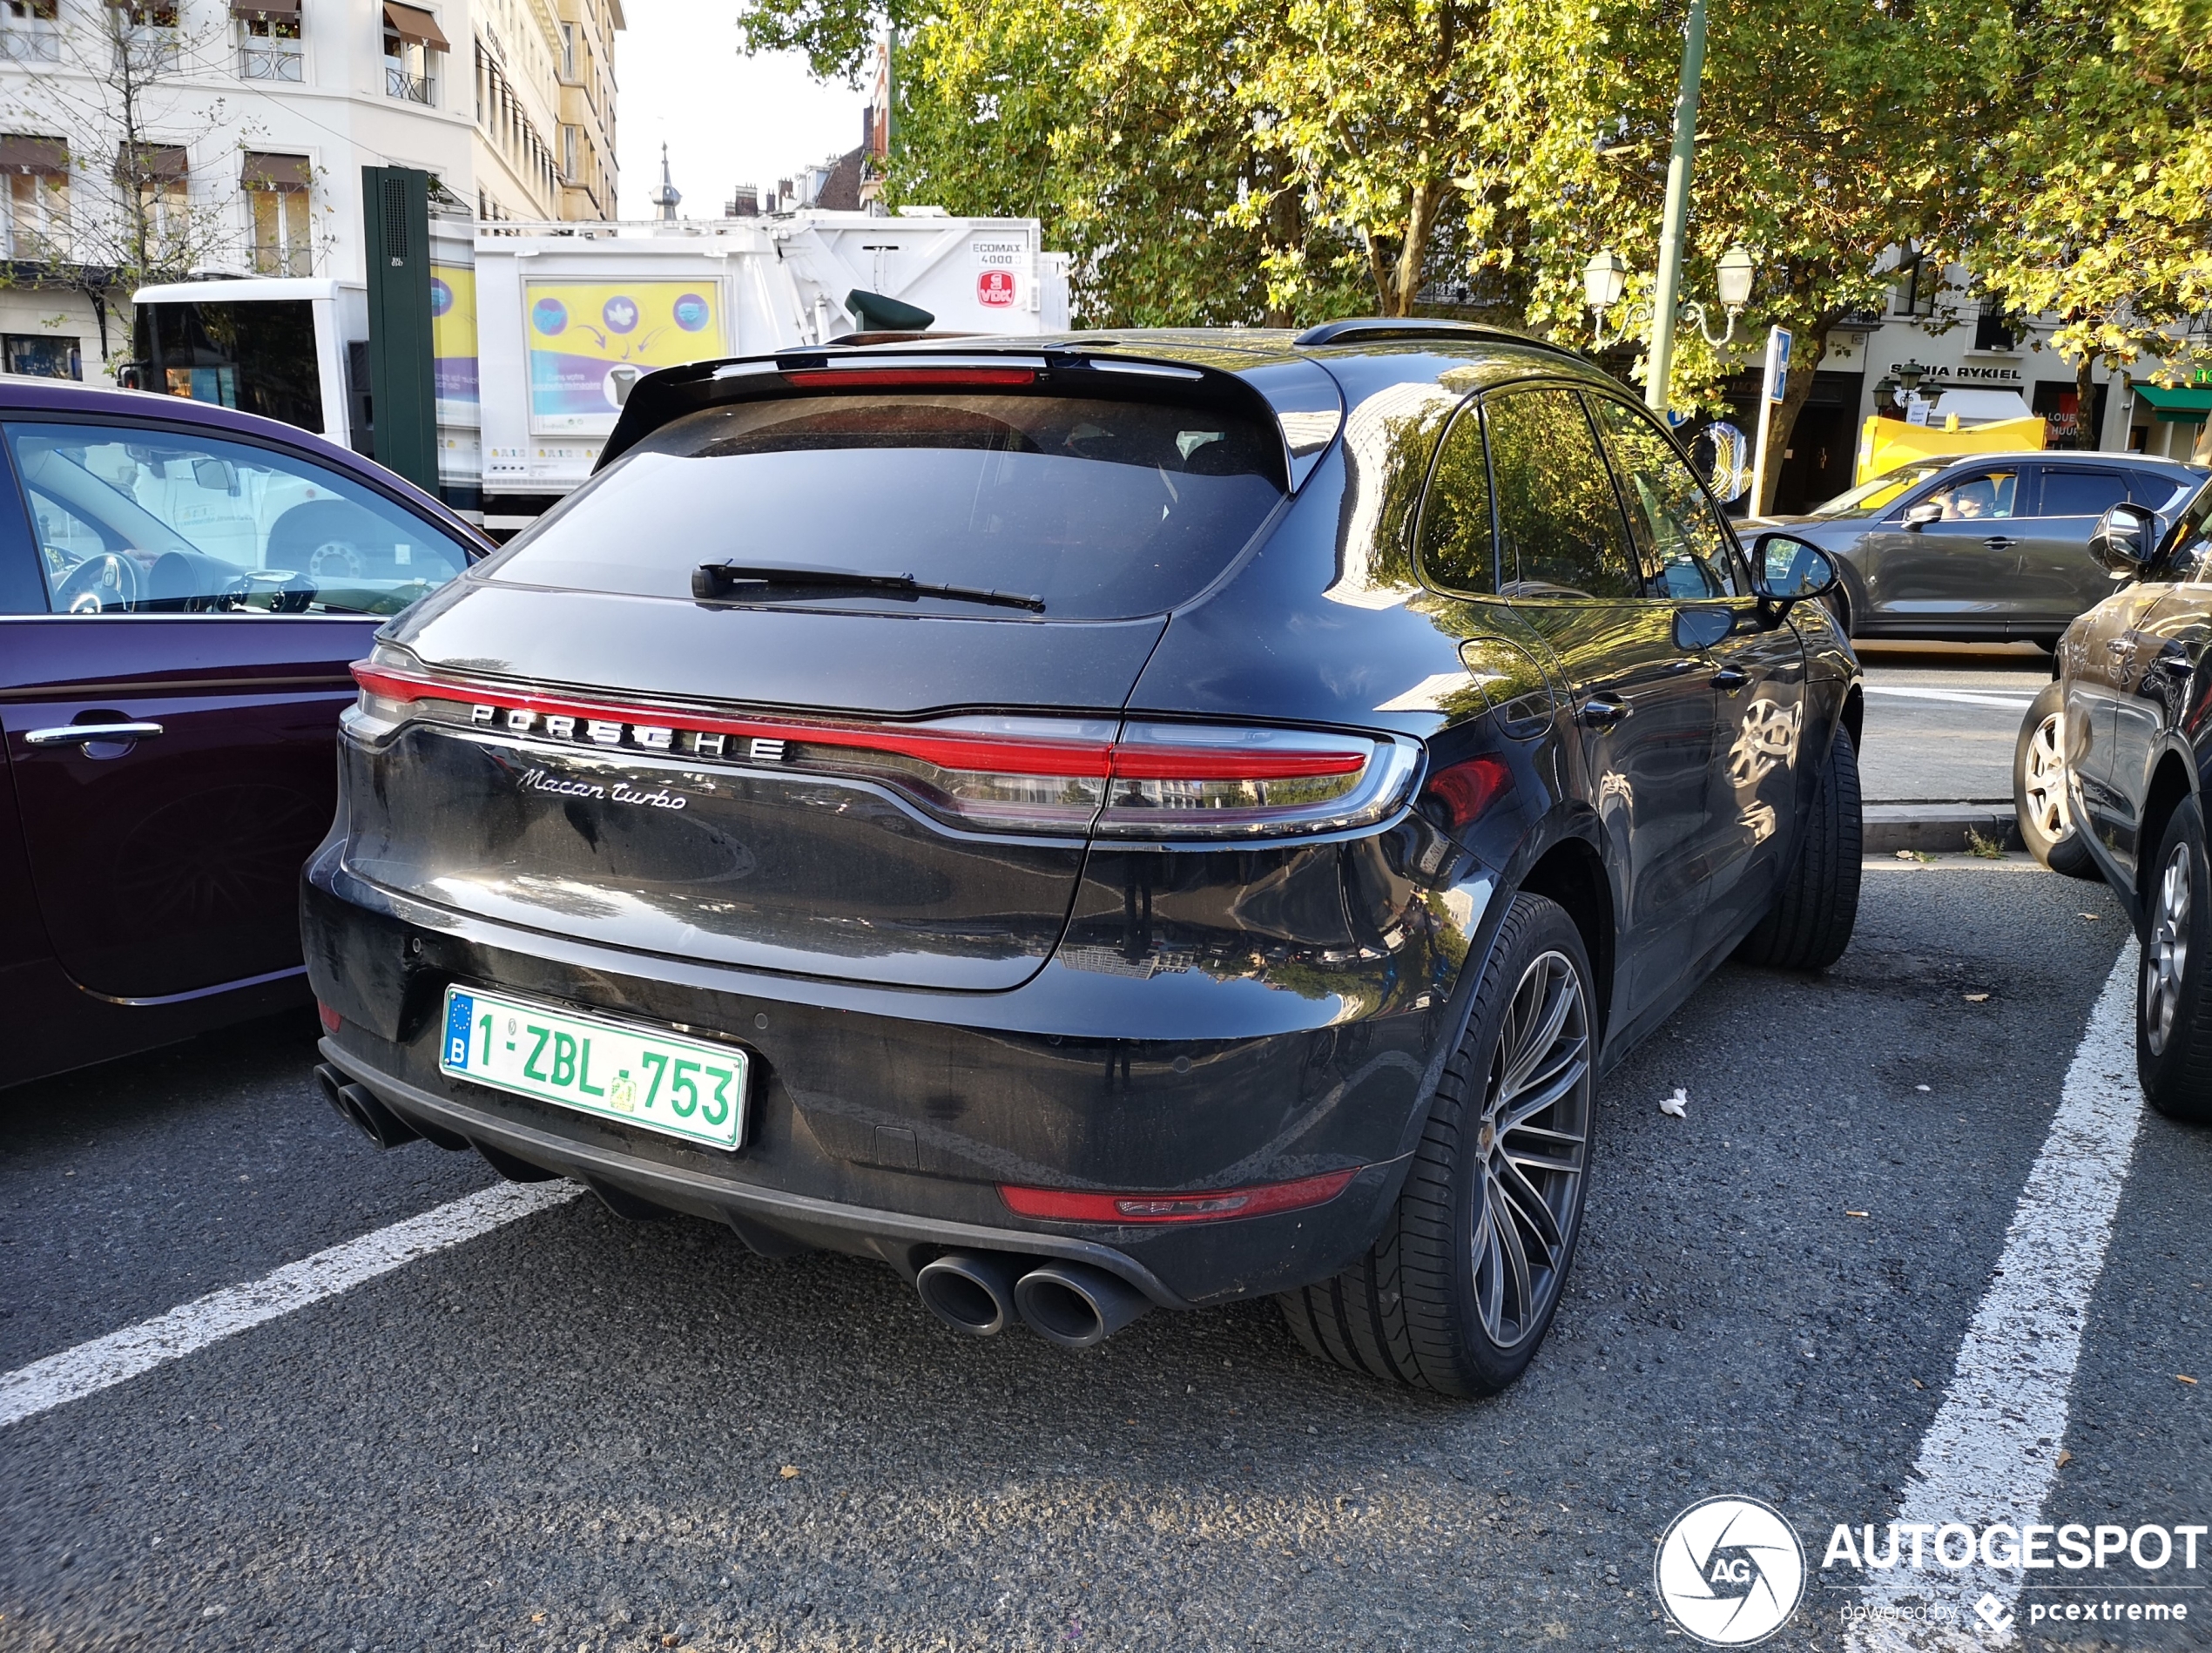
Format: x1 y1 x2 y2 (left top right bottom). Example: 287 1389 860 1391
439 987 748 1150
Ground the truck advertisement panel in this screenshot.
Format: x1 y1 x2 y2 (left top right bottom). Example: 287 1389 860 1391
431 262 478 422
525 280 723 434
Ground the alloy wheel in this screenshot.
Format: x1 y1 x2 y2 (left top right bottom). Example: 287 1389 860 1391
2022 712 2070 841
2146 841 2193 1056
1469 950 1591 1350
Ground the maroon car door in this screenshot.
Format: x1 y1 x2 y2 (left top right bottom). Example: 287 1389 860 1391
0 415 473 1003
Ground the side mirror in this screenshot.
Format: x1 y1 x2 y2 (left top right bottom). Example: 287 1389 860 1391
1904 501 1944 530
1750 531 1838 623
2090 502 2157 577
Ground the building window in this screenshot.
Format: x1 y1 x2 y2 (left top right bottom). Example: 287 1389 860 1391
563 125 577 182
1973 300 2020 353
560 19 574 78
0 134 69 258
1892 252 1939 319
242 152 311 274
0 0 59 62
382 3 446 104
3 332 80 379
115 143 189 252
236 2 302 81
117 3 181 70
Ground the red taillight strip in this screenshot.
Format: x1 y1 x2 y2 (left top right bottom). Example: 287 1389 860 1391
782 368 1037 388
353 664 1368 782
998 1168 1359 1225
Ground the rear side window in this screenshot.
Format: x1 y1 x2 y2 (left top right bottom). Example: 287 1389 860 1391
2037 468 2128 517
1483 388 1640 599
488 394 1286 621
1415 400 1494 595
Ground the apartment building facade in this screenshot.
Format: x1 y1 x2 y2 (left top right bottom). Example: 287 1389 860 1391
0 0 617 384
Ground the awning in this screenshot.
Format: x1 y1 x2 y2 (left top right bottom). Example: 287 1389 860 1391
115 143 187 181
2133 382 2212 422
227 0 300 16
381 1 448 51
241 151 310 190
0 134 66 173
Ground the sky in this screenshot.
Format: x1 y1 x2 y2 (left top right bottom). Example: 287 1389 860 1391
613 0 862 220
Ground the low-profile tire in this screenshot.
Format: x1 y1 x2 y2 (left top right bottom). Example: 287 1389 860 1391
2014 681 2100 880
1736 725 1864 971
2137 796 2212 1123
1278 892 1595 1398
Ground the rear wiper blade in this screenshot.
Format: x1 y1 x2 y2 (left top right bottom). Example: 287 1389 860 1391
692 562 1045 613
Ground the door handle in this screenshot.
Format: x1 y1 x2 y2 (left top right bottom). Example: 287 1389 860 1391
24 720 165 747
1579 696 1630 728
1710 665 1750 691
1982 536 2018 550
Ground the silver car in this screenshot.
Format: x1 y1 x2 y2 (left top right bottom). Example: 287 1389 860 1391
1746 450 2207 647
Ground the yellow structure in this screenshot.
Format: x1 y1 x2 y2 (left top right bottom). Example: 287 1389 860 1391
1853 414 2047 486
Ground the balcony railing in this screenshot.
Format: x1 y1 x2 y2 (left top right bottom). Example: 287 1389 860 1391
385 60 433 102
241 41 302 81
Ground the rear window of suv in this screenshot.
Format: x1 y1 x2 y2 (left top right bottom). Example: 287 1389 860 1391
483 393 1287 620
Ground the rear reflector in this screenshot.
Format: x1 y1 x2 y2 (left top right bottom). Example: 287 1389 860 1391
999 1168 1359 1225
316 1000 342 1034
348 658 1420 840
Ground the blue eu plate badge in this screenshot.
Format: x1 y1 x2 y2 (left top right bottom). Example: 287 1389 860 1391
445 991 475 1069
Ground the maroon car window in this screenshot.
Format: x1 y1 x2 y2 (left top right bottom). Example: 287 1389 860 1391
486 393 1285 621
3 422 470 617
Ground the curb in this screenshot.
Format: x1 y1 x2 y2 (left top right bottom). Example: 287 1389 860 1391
1864 802 2021 855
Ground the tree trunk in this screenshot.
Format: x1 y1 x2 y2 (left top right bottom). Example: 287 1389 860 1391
2074 352 2099 451
1364 231 1393 316
1387 177 1444 317
1755 326 1832 516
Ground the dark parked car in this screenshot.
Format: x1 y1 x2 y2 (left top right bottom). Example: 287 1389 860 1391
1749 450 2205 647
2041 481 2212 1119
0 381 485 1090
304 321 1862 1394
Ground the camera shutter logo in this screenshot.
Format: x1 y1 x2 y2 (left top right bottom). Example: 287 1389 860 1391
1654 1496 1806 1646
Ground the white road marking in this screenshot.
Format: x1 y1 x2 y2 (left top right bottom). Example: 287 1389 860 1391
0 1180 583 1431
1864 685 2038 712
1847 945 2143 1650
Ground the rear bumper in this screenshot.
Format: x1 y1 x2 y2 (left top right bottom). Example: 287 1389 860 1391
303 841 1490 1306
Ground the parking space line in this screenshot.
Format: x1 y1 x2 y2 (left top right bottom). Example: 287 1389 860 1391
1863 685 2038 712
0 1180 583 1432
1849 945 2142 1650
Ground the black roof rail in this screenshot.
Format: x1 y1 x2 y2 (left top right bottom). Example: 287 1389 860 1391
1291 317 1585 361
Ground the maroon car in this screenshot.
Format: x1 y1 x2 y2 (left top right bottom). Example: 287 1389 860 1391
0 381 485 1089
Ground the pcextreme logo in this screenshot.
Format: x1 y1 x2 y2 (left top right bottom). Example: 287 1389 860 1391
1655 1496 1808 1646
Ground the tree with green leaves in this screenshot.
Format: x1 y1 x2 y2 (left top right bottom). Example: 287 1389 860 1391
1970 0 2212 430
1492 0 1999 509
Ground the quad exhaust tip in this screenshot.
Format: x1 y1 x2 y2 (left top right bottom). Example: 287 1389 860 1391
314 1063 421 1151
916 1253 1156 1349
916 1252 1023 1337
1013 1262 1153 1350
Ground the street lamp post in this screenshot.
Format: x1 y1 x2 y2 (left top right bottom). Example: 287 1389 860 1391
1644 0 1709 414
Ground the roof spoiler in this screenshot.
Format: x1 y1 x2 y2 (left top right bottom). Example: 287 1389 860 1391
1293 317 1584 364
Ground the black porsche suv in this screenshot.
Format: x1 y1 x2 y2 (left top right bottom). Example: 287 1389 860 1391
303 320 1862 1395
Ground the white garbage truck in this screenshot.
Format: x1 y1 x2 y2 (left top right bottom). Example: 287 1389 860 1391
129 210 1070 531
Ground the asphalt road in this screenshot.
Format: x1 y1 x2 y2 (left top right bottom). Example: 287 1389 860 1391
3 858 2207 1653
1857 640 2050 805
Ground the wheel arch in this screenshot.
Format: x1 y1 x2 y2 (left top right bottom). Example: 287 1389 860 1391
1514 834 1615 1047
2136 747 2198 921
